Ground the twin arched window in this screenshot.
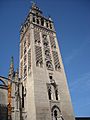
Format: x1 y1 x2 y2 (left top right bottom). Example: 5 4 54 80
47 82 59 101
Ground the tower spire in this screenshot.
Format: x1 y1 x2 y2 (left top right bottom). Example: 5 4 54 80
8 56 14 79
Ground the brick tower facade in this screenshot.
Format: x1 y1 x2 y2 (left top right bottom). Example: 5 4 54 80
19 3 75 120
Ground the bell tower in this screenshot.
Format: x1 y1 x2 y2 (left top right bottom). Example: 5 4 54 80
19 3 75 120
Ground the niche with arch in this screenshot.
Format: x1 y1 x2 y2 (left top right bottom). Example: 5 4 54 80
47 81 59 101
51 105 64 120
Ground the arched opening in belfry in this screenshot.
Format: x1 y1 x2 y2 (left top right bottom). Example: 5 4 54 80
41 18 44 26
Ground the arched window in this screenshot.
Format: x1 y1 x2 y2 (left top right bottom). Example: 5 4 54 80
54 110 57 120
37 19 39 24
47 81 59 101
45 49 50 56
41 18 44 26
43 41 48 47
22 85 24 108
33 16 35 22
48 86 51 100
50 23 52 29
51 106 63 120
46 61 53 70
55 89 58 100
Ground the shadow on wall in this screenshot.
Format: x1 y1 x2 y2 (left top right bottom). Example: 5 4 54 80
0 104 8 120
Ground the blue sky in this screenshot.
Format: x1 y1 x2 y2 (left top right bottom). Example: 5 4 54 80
0 0 90 117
